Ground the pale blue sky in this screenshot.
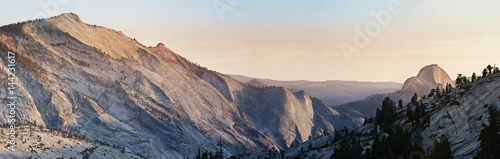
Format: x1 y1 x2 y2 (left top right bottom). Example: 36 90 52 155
1 0 499 82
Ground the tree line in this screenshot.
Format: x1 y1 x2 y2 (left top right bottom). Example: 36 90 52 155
456 64 500 87
335 96 452 159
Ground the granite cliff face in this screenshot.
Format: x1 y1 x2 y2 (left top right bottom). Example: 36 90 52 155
0 13 361 158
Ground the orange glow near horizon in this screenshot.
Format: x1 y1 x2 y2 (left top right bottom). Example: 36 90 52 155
1 0 499 82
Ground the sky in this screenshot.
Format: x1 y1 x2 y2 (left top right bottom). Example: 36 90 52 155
1 0 499 83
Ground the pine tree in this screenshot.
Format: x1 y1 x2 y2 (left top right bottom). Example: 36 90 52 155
202 151 208 159
411 93 418 104
456 74 463 86
406 104 413 124
475 105 500 159
436 86 441 97
462 75 468 85
414 103 422 126
494 66 500 74
483 68 488 78
429 88 435 97
371 130 381 158
301 146 304 156
487 64 493 75
333 137 362 159
472 72 477 82
429 135 453 159
355 139 363 159
333 130 342 143
216 138 224 159
375 97 396 129
281 150 285 159
196 148 201 159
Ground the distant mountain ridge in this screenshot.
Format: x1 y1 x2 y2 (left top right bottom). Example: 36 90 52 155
230 75 402 106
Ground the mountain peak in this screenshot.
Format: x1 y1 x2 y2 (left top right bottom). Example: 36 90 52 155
400 64 454 96
156 43 166 47
416 64 454 87
246 78 268 87
53 12 82 23
416 64 439 78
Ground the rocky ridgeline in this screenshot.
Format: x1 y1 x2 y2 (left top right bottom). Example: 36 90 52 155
0 13 364 158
